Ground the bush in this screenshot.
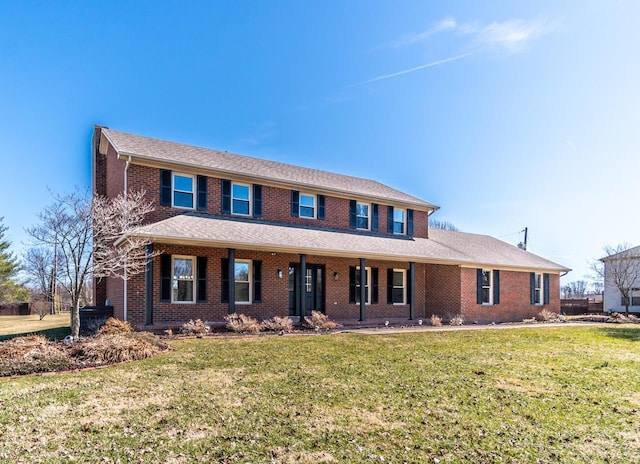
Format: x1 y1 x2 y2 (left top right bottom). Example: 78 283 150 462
449 314 465 326
261 316 294 333
98 317 133 335
70 333 161 365
430 314 442 327
181 319 210 337
538 308 564 323
0 335 71 376
304 311 341 331
225 314 262 334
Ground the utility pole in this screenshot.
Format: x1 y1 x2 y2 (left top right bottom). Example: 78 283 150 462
517 227 528 251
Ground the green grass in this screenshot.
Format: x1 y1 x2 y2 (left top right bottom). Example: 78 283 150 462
1 325 640 462
0 314 70 341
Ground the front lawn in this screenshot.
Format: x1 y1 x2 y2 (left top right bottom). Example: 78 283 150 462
1 325 639 462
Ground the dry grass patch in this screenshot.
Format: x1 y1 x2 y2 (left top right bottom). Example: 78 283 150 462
0 335 70 376
70 333 162 364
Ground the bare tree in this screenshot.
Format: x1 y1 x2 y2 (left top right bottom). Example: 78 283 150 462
569 280 588 299
429 219 459 231
27 189 158 338
593 243 640 316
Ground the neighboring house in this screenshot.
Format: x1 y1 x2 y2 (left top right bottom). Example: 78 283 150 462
602 245 640 314
92 126 570 328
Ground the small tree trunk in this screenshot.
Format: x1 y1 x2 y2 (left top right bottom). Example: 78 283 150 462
71 300 81 339
625 304 630 317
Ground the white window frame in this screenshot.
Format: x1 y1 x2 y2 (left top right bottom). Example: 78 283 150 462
355 266 371 305
234 259 252 305
172 173 195 209
299 193 316 219
231 182 251 216
393 208 405 235
356 202 370 230
392 269 406 305
172 255 195 303
481 269 493 305
534 273 543 305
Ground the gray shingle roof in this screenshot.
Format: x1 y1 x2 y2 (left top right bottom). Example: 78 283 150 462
126 214 569 272
101 128 438 210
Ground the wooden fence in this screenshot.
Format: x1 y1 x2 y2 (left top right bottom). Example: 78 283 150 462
561 298 603 315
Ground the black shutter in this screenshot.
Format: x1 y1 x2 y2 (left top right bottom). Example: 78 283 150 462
387 206 394 233
349 266 356 304
221 258 230 303
493 270 500 305
221 179 231 213
253 260 262 303
476 269 483 304
317 194 326 220
253 184 262 217
197 176 207 211
387 268 394 304
160 170 172 206
543 273 550 305
197 256 207 302
372 203 379 231
291 190 300 217
372 268 379 304
160 254 171 302
349 200 357 229
407 209 414 236
530 272 536 305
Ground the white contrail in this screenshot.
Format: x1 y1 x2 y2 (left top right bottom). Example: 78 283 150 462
359 51 476 85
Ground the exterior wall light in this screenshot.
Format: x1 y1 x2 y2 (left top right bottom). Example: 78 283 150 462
333 272 339 281
277 269 283 279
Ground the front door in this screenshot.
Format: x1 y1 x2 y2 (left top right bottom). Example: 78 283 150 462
289 264 325 316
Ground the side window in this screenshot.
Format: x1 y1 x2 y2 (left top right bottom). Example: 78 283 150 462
356 203 369 230
232 183 250 215
299 193 316 218
173 174 194 209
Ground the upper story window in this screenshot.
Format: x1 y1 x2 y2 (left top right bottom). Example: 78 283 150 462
172 256 195 303
232 183 250 215
173 174 194 209
393 208 405 234
356 203 369 230
299 193 315 218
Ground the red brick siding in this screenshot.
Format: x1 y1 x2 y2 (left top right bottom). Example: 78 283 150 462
424 263 463 318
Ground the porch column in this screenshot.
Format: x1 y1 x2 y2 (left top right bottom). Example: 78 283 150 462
144 244 153 326
409 261 416 320
359 257 366 322
228 248 235 314
299 254 307 322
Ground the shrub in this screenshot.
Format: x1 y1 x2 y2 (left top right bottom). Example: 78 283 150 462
430 314 442 327
225 314 262 334
0 335 71 377
261 316 294 333
449 314 465 326
70 333 161 365
538 308 564 323
181 319 210 337
304 311 341 331
98 317 133 335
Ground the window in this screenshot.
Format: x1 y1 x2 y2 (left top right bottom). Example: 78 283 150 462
534 273 543 305
391 269 406 304
481 270 492 305
172 256 195 303
393 208 405 234
356 203 369 230
234 260 251 304
232 183 250 215
299 193 315 218
173 174 194 209
355 266 371 304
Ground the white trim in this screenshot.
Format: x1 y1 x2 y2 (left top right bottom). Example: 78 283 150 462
171 255 196 303
298 192 316 219
534 272 543 305
356 202 370 230
234 259 252 304
172 173 195 209
231 182 252 216
355 266 372 305
393 208 406 235
392 268 406 305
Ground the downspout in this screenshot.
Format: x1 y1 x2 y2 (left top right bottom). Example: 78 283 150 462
123 155 131 321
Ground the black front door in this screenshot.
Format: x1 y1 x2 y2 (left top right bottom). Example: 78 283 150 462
289 264 325 316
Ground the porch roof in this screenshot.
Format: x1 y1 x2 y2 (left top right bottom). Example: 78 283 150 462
125 213 570 273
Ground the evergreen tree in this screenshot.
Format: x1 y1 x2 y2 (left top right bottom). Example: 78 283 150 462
0 217 27 303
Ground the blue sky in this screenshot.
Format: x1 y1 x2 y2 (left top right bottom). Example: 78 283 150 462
1 1 639 286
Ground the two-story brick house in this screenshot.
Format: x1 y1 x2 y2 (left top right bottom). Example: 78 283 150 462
93 126 569 328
